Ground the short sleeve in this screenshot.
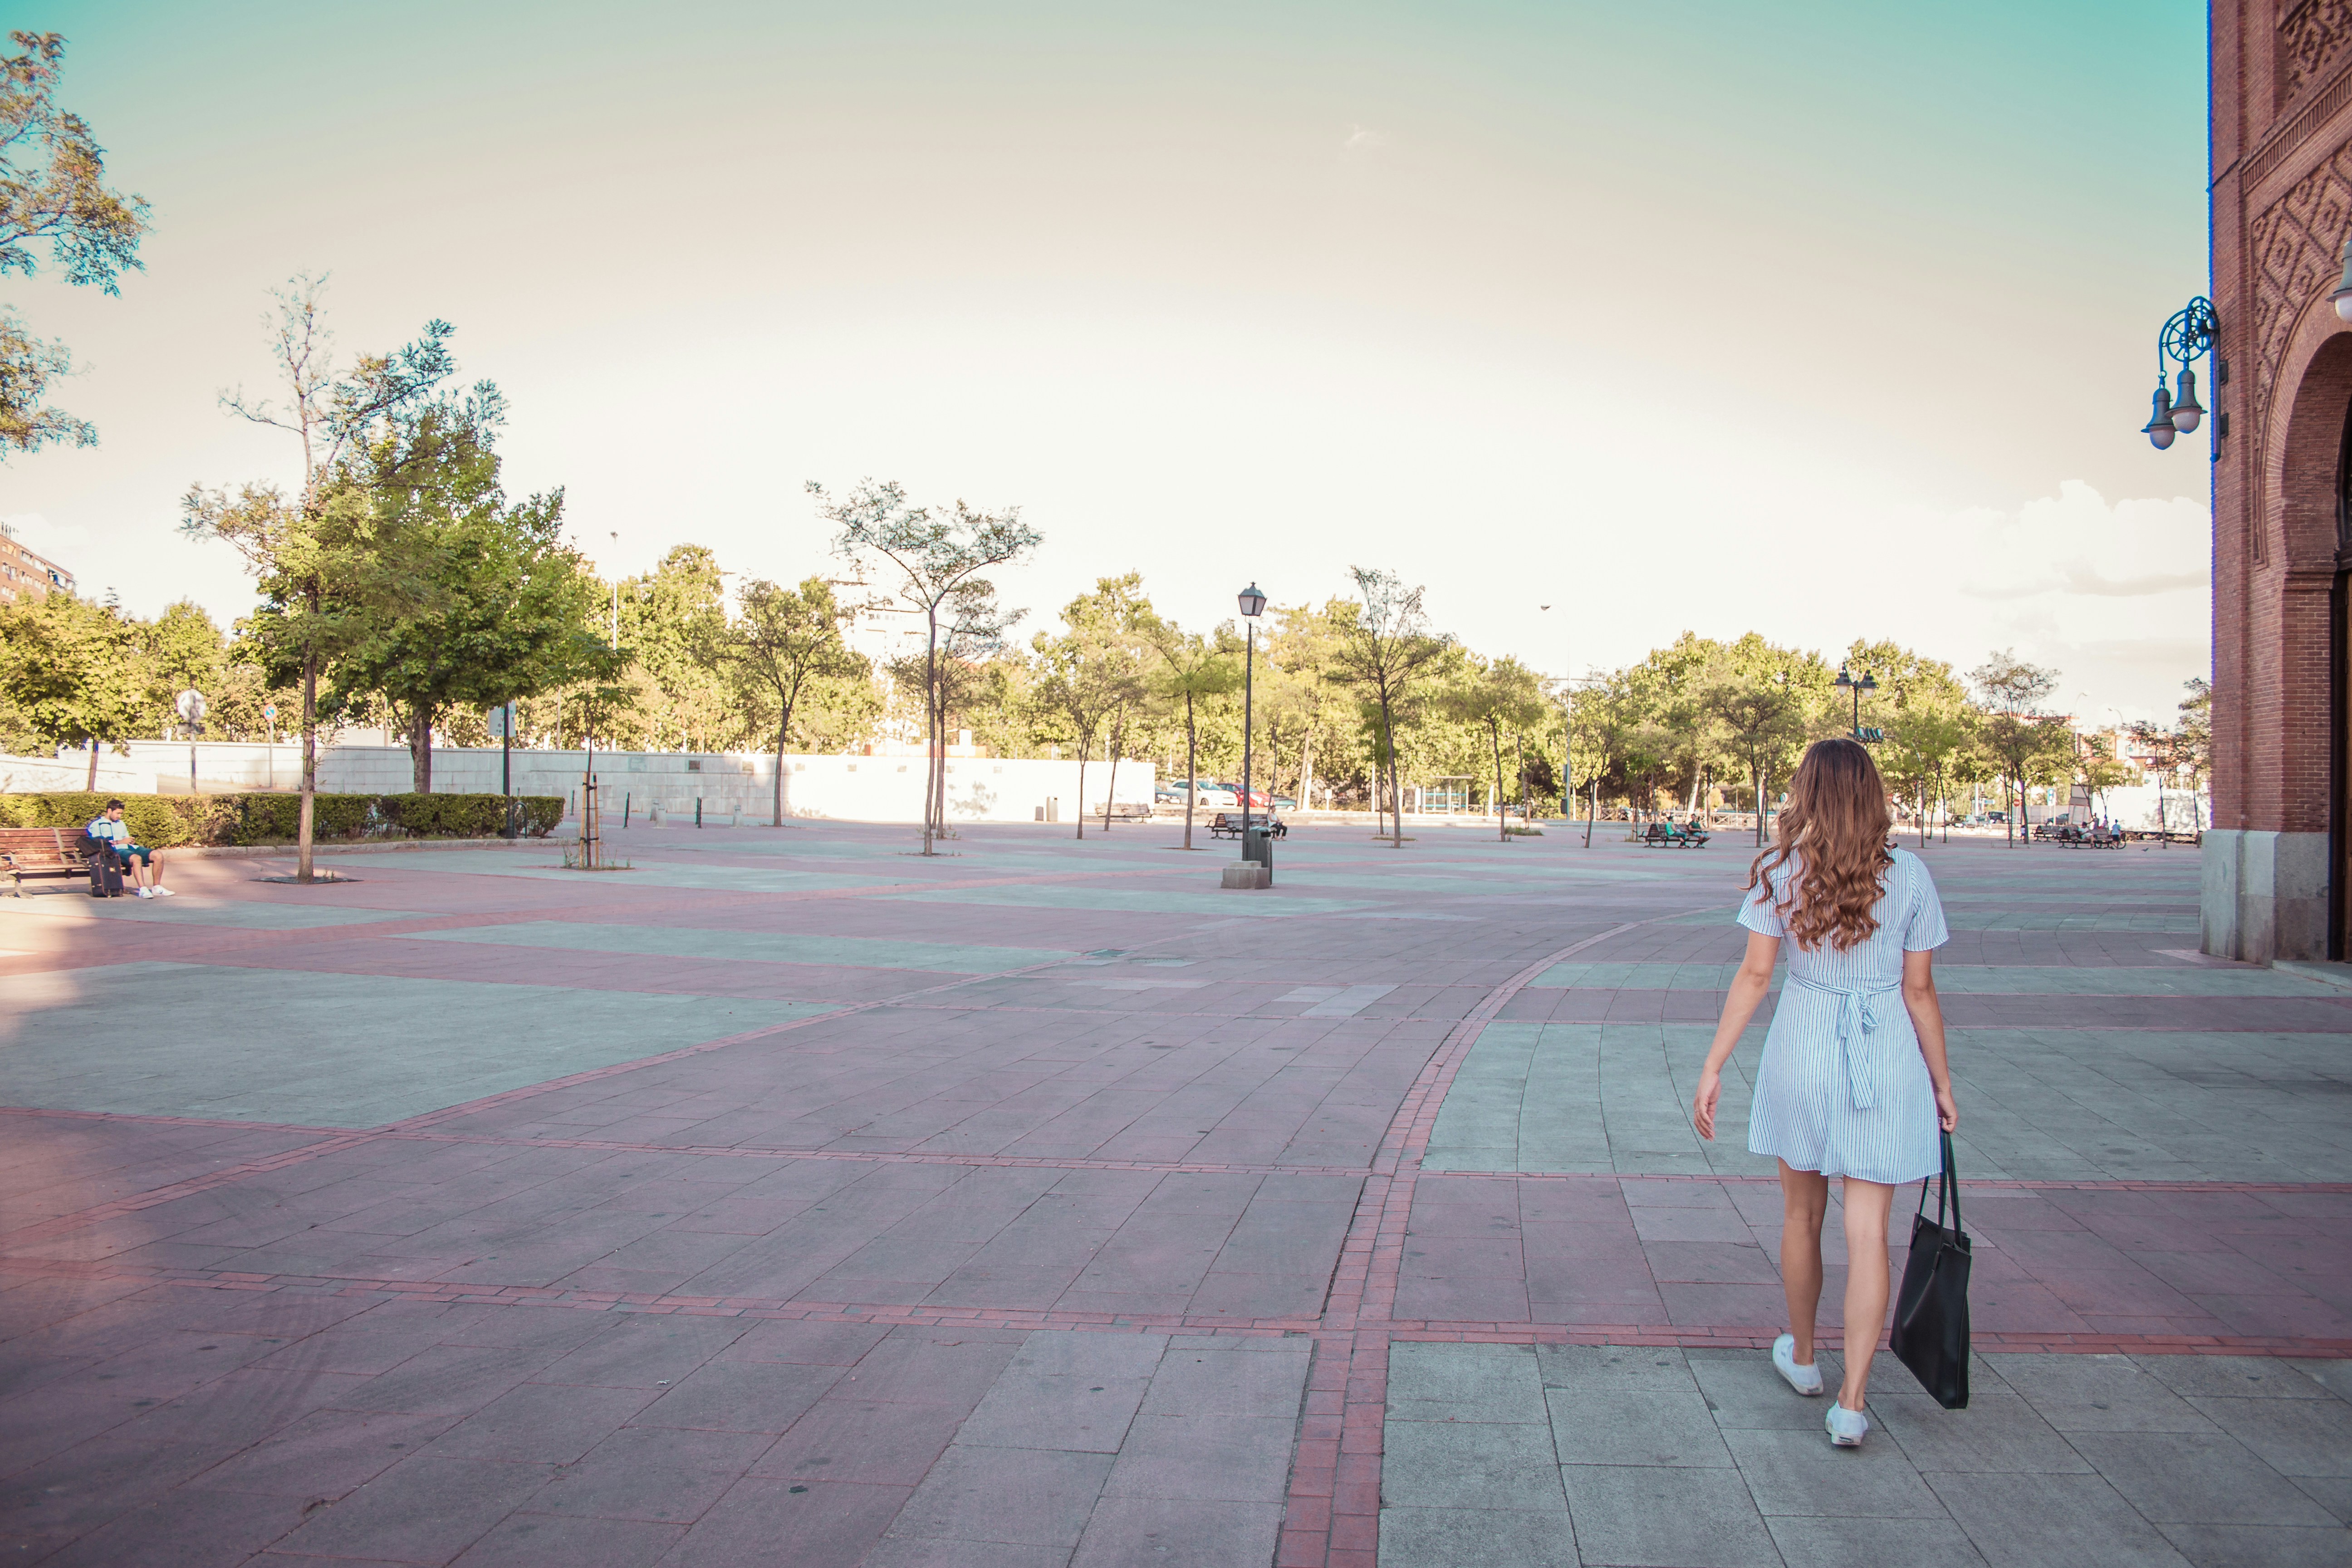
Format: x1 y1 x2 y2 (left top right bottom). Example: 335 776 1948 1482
1737 874 1786 939
1902 858 1950 951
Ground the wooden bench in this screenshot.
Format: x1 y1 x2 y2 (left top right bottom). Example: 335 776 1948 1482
1641 822 1709 848
1208 813 1286 840
0 826 102 895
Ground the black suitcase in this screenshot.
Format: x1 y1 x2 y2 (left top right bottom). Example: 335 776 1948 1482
85 837 123 897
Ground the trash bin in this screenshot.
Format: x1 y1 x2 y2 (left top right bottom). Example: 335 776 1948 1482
1243 826 1273 874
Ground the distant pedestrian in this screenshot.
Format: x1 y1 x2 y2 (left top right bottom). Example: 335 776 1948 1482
1689 738 1957 1448
87 801 173 898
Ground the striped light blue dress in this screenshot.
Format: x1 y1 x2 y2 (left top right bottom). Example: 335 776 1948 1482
1738 848 1948 1186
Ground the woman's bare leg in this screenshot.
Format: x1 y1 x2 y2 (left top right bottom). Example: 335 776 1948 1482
1777 1161 1829 1363
1837 1177 1896 1409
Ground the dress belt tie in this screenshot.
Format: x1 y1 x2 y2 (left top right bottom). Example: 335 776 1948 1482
1786 974 1904 1110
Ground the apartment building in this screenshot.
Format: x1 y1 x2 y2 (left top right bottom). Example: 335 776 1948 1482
0 529 74 605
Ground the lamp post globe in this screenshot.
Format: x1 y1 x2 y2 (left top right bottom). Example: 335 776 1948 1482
1237 583 1266 619
2170 367 2204 434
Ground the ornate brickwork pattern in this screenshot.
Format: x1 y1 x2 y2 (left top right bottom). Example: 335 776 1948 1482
2247 143 2352 558
2282 0 2352 105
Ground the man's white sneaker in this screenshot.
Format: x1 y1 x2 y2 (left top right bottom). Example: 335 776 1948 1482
151 886 176 897
133 887 153 898
1826 1402 1869 1447
1772 1334 1823 1396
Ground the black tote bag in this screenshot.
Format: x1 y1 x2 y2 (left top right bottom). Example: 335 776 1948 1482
1889 1131 1970 1409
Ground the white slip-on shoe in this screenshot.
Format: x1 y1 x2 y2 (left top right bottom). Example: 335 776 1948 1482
134 887 153 898
152 886 176 897
1825 1401 1869 1447
1772 1334 1823 1396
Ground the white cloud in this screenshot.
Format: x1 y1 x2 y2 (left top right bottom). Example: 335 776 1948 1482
1343 124 1387 152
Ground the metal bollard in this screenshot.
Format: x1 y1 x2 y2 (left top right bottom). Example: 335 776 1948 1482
695 797 703 829
623 793 631 829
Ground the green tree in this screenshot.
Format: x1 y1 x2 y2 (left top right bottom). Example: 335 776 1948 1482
0 31 150 456
1445 654 1549 842
619 545 732 752
1330 568 1451 848
725 575 865 826
817 479 1040 854
1148 618 1241 849
1031 574 1154 839
330 388 613 792
1703 666 1809 848
0 589 144 785
1969 649 2067 847
181 277 457 878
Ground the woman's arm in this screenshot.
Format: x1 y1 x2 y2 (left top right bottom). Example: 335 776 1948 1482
1902 947 1958 1132
1691 930 1780 1142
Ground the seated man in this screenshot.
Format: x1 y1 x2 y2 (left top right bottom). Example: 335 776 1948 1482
87 800 173 898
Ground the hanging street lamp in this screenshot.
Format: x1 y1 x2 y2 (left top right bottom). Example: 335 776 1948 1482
1835 667 1878 741
2141 297 2220 455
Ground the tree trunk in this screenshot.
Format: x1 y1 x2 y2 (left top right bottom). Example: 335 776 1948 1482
1382 699 1402 849
1183 692 1197 850
1101 715 1121 833
298 648 318 883
774 707 789 827
1492 718 1507 843
408 707 433 794
1074 750 1088 839
84 737 97 790
921 620 939 855
1298 720 1316 818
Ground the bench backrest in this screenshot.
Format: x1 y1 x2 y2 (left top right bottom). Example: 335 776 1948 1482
0 826 84 863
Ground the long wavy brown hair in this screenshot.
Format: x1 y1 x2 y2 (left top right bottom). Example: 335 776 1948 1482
1746 737 1894 951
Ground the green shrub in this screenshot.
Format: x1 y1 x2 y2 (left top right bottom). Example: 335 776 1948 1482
0 790 566 846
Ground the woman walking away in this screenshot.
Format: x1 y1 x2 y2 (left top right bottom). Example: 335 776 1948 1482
1690 738 1958 1448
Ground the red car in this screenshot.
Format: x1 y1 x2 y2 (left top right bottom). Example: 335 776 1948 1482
1219 783 1271 809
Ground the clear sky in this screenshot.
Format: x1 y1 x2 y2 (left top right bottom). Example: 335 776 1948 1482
5 0 2211 720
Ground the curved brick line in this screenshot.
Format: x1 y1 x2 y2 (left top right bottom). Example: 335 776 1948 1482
1281 913 1689 1568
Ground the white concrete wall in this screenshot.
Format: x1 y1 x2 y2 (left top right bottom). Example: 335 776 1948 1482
0 752 152 794
8 742 1155 826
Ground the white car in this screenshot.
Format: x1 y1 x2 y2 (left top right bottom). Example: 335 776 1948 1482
1170 780 1238 808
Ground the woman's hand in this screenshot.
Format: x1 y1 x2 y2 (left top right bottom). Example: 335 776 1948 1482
1692 1069 1722 1142
1934 1080 1958 1133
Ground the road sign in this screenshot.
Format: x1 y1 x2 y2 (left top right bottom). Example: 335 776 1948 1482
262 702 277 721
176 689 207 723
486 702 515 738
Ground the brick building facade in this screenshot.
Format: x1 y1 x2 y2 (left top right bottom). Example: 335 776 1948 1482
0 529 73 606
2204 2 2352 958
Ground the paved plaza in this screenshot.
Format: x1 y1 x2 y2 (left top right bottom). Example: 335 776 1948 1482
0 820 2346 1566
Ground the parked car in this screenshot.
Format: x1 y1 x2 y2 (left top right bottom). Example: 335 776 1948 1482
1168 780 1239 808
1218 783 1271 809
1271 794 1297 812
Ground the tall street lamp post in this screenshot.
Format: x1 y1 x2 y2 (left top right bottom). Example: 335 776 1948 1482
1238 583 1266 838
2140 297 2220 455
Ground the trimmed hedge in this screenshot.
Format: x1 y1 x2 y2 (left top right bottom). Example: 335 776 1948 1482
0 791 563 847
